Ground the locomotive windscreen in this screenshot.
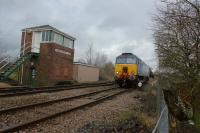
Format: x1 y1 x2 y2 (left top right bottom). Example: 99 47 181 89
116 57 136 64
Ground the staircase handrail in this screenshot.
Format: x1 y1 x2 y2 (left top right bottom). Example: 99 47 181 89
0 61 11 70
0 44 40 71
0 43 32 63
0 55 10 64
0 45 31 71
18 44 40 56
19 43 32 56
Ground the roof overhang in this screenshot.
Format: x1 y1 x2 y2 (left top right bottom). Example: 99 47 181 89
22 25 76 40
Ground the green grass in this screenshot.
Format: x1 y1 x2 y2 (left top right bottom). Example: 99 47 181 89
192 111 200 132
117 111 135 122
142 82 157 116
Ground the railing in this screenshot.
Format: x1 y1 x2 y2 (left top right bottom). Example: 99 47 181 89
0 59 11 70
152 105 169 133
0 55 11 70
0 56 10 64
0 44 36 71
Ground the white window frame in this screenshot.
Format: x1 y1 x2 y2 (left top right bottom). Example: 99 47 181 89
41 30 74 49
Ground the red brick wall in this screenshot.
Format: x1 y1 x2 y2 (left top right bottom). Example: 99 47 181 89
38 43 74 85
20 31 74 86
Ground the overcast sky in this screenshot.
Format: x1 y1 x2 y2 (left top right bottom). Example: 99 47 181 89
0 0 159 70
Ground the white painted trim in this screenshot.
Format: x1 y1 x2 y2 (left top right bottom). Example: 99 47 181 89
22 28 75 40
31 31 42 53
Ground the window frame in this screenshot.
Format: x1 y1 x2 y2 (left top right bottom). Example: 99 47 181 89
115 57 136 64
41 30 74 49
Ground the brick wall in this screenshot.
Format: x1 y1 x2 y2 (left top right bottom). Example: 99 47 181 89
20 31 74 86
37 43 74 85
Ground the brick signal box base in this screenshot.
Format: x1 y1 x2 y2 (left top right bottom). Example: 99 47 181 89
22 43 74 86
20 25 75 86
40 43 74 85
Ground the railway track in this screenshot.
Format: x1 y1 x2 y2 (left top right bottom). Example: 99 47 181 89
0 81 113 97
0 87 116 113
0 87 128 133
0 81 113 92
0 86 28 93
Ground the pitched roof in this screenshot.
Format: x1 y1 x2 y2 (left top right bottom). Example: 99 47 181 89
22 25 76 40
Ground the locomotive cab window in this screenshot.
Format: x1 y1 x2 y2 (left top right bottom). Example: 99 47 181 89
116 57 136 64
126 58 136 64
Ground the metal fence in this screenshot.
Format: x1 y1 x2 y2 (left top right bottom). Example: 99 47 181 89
152 105 169 133
152 86 169 133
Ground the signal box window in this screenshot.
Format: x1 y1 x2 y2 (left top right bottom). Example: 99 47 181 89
42 31 74 49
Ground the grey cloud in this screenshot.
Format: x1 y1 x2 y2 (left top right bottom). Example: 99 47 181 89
85 0 156 40
0 0 158 69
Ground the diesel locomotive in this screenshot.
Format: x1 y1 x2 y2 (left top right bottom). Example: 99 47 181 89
114 53 152 87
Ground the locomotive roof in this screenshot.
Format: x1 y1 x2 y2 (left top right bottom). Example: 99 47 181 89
116 53 150 68
117 53 136 58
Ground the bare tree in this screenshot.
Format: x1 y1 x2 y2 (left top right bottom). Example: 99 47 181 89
99 61 114 80
82 44 114 80
154 0 200 82
153 0 200 131
84 44 108 67
94 52 107 67
85 43 94 65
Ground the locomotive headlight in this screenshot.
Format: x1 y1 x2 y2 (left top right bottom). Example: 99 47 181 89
116 71 119 74
138 82 142 87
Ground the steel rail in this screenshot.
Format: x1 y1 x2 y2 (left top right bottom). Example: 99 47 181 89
0 86 29 93
0 81 113 92
0 89 128 133
0 87 117 114
0 82 113 97
0 81 113 93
